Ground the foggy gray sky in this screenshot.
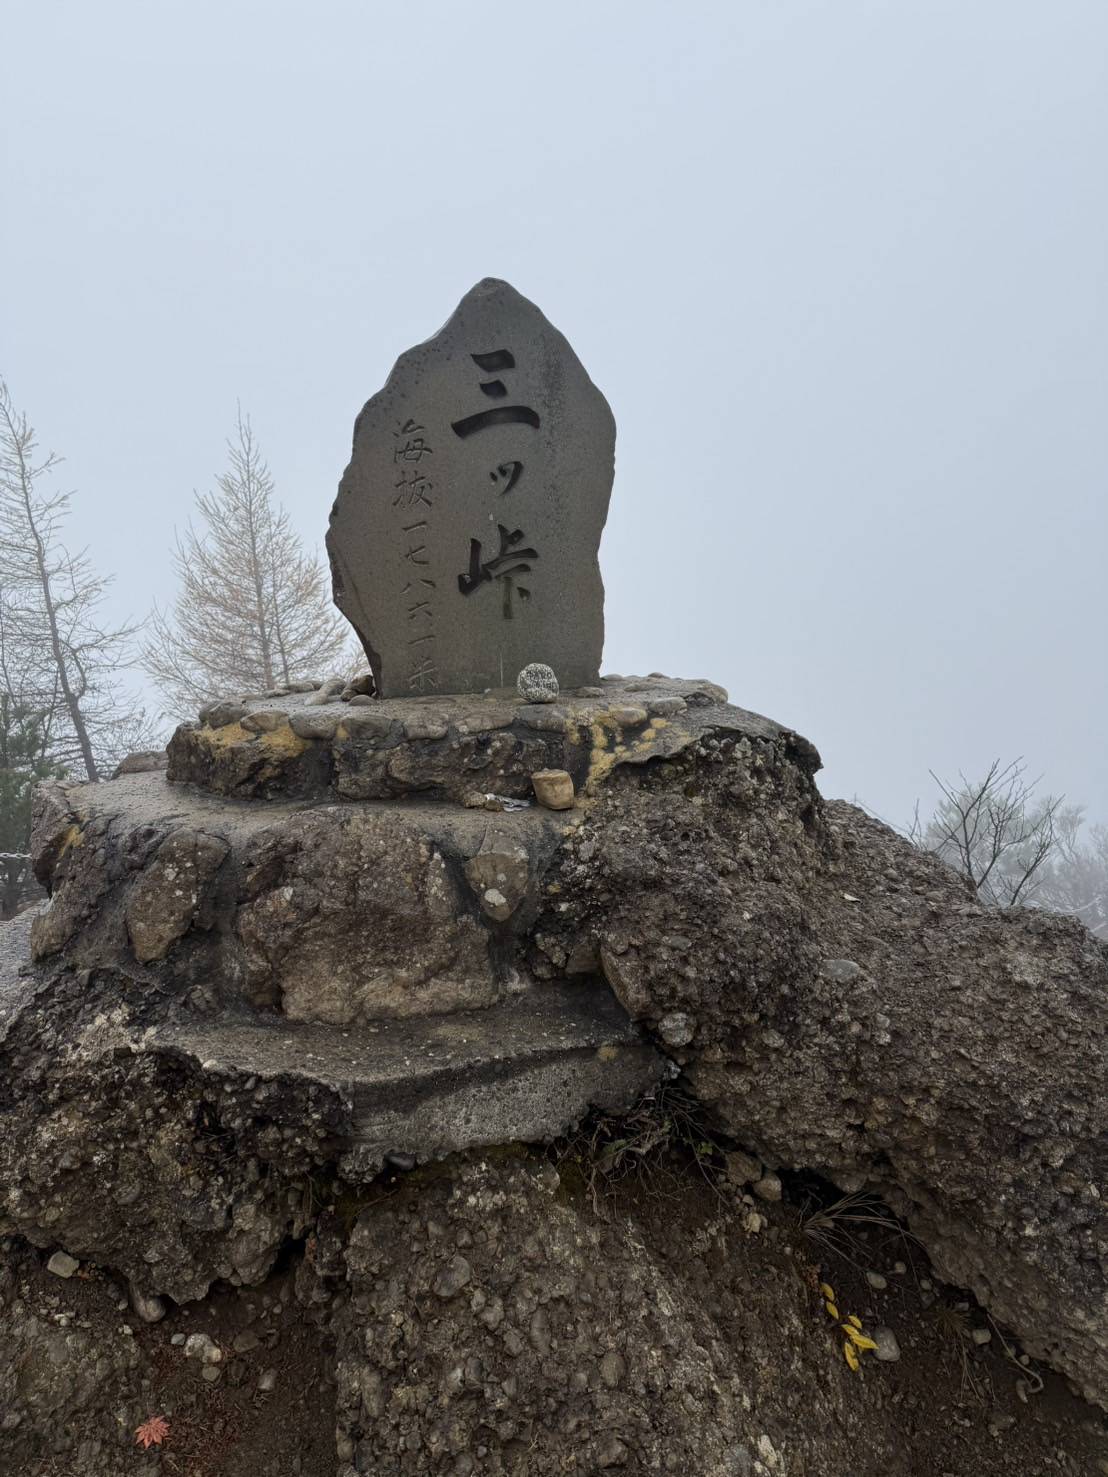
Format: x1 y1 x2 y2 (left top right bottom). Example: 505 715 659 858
3 1 1106 828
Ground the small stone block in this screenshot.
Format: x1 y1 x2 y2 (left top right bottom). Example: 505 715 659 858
607 706 648 728
240 710 287 733
403 718 450 740
515 704 569 732
532 769 575 810
752 1174 783 1202
647 696 686 717
339 711 397 740
289 712 340 741
206 702 247 729
47 1250 79 1279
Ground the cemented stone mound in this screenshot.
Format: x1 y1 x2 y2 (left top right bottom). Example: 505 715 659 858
165 673 798 803
4 671 1108 1418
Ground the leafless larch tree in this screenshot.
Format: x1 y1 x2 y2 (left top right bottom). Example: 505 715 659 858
0 378 153 783
142 412 354 718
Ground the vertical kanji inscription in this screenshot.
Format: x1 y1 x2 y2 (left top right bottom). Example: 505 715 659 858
328 278 615 695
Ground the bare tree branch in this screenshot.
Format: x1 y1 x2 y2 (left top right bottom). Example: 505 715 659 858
916 758 1065 911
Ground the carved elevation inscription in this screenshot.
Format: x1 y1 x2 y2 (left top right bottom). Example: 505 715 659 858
328 279 615 696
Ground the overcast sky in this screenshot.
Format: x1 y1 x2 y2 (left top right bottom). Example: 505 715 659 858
3 1 1105 827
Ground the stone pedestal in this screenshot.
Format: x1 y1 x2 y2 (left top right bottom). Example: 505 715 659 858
25 676 805 1213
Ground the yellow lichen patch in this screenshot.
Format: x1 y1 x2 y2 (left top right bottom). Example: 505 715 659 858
585 719 621 793
628 722 666 760
257 723 309 761
596 1044 620 1063
198 721 252 749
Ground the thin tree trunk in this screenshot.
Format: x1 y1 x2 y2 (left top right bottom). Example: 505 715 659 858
244 496 274 688
268 545 291 685
14 442 99 781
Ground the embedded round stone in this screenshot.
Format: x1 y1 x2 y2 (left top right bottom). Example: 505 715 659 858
517 663 559 704
532 769 575 810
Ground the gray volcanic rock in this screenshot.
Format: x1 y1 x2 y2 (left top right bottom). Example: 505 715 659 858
3 672 1108 1418
532 746 1108 1407
3 1151 1103 1477
327 279 615 697
0 936 660 1302
333 1155 763 1473
125 827 229 963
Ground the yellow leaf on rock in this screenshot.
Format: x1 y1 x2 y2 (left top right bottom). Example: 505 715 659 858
847 1314 862 1330
824 1301 839 1320
820 1283 835 1301
843 1341 860 1371
842 1325 878 1351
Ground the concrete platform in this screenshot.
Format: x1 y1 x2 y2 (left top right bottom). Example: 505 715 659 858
158 980 667 1174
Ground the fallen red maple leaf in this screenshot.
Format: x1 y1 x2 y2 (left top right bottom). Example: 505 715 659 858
134 1415 170 1449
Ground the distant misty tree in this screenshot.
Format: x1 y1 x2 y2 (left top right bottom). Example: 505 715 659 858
912 758 1064 910
913 758 1108 941
142 413 353 717
1035 810 1108 942
0 694 63 918
0 378 154 782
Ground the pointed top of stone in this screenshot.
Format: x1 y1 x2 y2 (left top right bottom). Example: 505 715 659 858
328 278 615 697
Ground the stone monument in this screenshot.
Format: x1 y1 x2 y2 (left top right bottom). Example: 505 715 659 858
327 277 615 697
2 278 1106 1477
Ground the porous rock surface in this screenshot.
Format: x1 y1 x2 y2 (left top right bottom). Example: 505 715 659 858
3 1150 1102 1476
1 670 1107 1476
330 1155 816 1475
531 744 1108 1407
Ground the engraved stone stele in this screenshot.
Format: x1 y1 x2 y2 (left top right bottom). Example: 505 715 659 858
327 278 616 698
